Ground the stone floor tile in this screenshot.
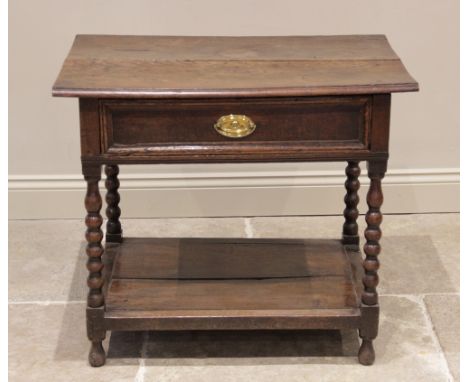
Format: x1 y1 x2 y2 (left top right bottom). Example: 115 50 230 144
383 214 459 237
141 296 451 382
383 214 459 292
9 303 140 382
249 215 342 239
379 235 457 294
121 217 246 238
424 294 460 381
428 235 459 293
9 220 87 302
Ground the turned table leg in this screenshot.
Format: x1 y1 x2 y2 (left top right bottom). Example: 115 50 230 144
83 164 106 367
358 160 386 366
105 164 122 243
342 161 361 245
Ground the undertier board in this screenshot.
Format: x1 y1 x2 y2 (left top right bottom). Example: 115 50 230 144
103 238 364 331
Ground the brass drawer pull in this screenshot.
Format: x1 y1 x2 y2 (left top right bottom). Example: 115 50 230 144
214 114 256 138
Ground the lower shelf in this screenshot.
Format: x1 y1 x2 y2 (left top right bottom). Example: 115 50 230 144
103 238 364 331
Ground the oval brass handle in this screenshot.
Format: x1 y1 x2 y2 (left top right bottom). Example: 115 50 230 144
214 114 256 138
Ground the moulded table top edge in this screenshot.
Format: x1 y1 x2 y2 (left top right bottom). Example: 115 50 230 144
52 82 418 98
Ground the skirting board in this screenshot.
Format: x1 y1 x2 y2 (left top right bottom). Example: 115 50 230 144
8 168 459 219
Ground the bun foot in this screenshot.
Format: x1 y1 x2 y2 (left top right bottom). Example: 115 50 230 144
89 341 106 367
358 339 375 366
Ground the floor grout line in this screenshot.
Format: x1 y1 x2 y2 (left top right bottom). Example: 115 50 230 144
412 295 455 382
134 331 149 382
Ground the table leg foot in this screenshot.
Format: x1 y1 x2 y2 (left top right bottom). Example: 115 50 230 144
358 339 375 365
89 341 106 367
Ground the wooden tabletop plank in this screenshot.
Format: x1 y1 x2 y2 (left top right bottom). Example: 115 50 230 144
53 34 418 98
65 35 401 61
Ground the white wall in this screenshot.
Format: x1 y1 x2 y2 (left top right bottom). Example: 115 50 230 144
9 0 459 218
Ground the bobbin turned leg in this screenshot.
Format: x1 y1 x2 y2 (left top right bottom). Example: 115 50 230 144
105 164 122 243
358 159 386 366
342 161 361 245
83 164 106 367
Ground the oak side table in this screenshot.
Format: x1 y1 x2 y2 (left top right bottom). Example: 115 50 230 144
52 35 418 367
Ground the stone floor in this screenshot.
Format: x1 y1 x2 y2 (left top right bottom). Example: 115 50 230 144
9 213 459 381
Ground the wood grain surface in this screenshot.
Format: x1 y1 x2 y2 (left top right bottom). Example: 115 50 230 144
53 35 418 98
112 238 350 279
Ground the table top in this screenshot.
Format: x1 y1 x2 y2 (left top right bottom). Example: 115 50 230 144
52 34 418 99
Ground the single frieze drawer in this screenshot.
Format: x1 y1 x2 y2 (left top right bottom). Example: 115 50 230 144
100 96 371 159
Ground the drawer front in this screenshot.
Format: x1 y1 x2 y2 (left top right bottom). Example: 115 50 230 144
100 97 371 161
